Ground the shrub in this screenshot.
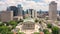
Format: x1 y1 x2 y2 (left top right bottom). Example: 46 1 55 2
0 23 4 26
0 26 12 34
52 26 59 34
39 28 43 32
47 24 52 28
9 20 17 26
18 19 23 23
39 21 42 24
17 32 25 34
43 29 51 34
35 19 39 23
33 32 40 34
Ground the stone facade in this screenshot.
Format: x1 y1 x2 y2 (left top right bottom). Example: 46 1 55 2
0 11 13 22
22 21 35 30
13 16 23 21
49 1 57 21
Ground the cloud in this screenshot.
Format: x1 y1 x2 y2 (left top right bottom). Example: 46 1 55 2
0 0 60 11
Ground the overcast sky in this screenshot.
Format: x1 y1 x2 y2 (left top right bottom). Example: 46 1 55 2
0 0 60 11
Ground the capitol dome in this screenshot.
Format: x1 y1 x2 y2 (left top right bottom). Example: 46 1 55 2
23 18 35 22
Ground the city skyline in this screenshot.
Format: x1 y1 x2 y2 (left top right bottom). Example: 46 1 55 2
0 0 60 11
0 1 60 34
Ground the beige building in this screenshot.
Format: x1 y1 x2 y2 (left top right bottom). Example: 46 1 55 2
49 1 57 21
34 10 37 18
0 11 23 22
13 16 23 21
0 11 13 22
22 18 35 30
22 21 35 30
16 18 40 34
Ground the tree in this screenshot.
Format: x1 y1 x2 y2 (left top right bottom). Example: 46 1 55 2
17 32 25 34
0 26 12 34
8 20 18 29
39 28 42 32
52 26 59 34
33 32 40 34
6 22 10 26
9 20 17 26
39 21 42 24
0 21 18 34
43 29 51 34
7 32 13 34
47 24 52 28
1 31 13 34
35 19 39 23
0 22 4 26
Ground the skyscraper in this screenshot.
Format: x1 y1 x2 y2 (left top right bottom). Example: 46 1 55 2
17 4 23 16
27 9 37 18
22 10 25 18
49 1 57 21
34 10 37 18
7 6 18 16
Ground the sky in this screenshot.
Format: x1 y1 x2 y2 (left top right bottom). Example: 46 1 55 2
0 0 60 11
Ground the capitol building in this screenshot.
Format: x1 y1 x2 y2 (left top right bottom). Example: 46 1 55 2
16 18 40 34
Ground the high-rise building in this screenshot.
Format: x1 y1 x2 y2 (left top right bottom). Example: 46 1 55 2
26 9 37 18
58 11 60 16
34 10 37 18
49 1 57 21
22 10 25 18
7 6 18 16
17 4 23 16
0 11 13 22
